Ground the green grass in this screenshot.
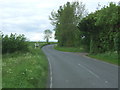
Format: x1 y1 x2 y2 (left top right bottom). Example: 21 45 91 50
2 42 48 88
54 45 85 52
88 52 118 65
54 45 118 65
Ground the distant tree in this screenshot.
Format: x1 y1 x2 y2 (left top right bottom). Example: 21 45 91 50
44 29 52 43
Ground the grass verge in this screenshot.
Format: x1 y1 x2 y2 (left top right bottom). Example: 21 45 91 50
54 45 118 65
2 43 48 88
88 52 118 65
54 45 85 52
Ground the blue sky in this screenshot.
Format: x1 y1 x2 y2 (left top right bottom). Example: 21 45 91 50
0 0 119 41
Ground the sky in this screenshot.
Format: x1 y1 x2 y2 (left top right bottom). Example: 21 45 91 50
0 0 119 42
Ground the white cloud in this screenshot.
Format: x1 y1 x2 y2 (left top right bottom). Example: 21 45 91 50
27 31 57 42
0 0 119 41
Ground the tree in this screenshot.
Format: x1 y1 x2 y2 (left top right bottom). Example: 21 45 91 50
78 2 119 54
49 1 87 47
44 29 52 43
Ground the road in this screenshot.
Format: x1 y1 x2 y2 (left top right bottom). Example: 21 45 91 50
42 45 118 88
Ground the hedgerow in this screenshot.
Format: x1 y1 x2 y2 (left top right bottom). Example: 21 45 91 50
2 33 29 54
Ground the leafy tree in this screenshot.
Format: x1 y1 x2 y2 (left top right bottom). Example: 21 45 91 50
44 29 52 43
49 1 87 47
78 2 119 54
78 13 101 53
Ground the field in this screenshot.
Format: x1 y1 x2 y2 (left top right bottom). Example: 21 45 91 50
2 42 49 88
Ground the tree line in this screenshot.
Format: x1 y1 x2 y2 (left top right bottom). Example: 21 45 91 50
49 1 120 55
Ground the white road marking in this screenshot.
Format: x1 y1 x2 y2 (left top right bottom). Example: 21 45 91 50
78 64 111 86
78 63 100 79
48 58 53 88
105 81 108 83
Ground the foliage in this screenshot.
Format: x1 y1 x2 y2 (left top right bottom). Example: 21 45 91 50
2 42 48 88
49 1 87 47
2 33 29 54
78 2 119 55
44 29 52 43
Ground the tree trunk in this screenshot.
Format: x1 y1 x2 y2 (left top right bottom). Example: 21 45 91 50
46 38 49 44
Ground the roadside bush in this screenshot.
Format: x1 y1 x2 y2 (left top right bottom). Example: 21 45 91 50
2 33 29 54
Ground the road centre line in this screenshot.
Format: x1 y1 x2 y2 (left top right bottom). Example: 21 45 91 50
78 63 100 79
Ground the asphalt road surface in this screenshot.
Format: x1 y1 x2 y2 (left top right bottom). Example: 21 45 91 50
42 45 118 88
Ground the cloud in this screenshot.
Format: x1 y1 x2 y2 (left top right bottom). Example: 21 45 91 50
27 31 57 42
0 0 119 41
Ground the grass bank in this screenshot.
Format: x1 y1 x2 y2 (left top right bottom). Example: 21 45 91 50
54 45 118 65
54 45 85 52
88 52 118 65
2 42 48 88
